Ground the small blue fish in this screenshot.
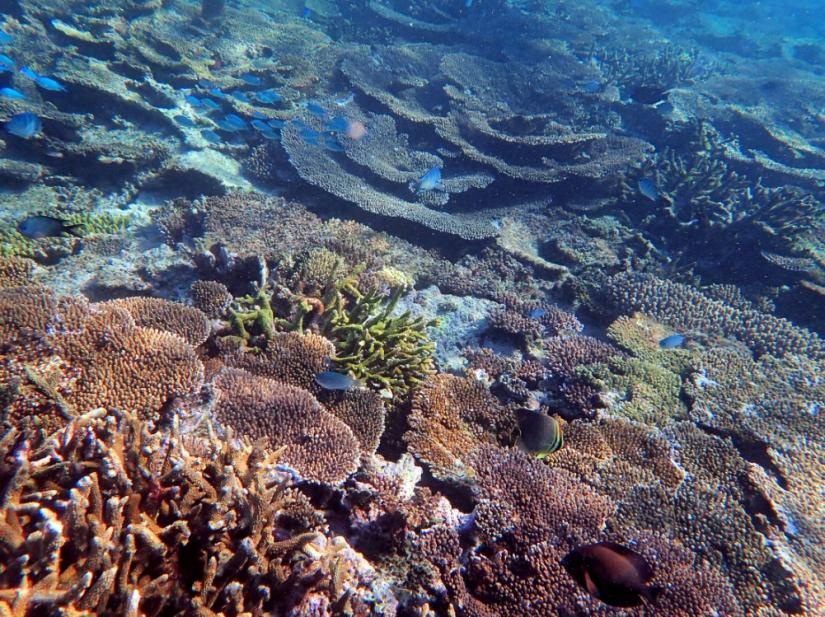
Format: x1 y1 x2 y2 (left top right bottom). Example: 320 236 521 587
223 113 247 129
216 119 241 132
209 87 225 98
259 128 279 140
201 97 221 110
5 112 41 138
198 78 215 89
19 66 38 80
0 53 14 68
334 93 354 107
325 116 349 132
302 6 312 19
299 126 320 145
35 75 66 92
250 119 270 132
305 101 326 119
417 166 443 191
580 79 602 94
17 215 82 239
174 114 196 127
231 90 251 103
0 31 12 44
529 308 546 319
315 371 360 391
0 87 25 100
252 89 281 105
267 118 286 129
324 135 345 152
201 128 222 143
251 111 267 119
638 176 659 202
239 73 262 85
659 334 685 349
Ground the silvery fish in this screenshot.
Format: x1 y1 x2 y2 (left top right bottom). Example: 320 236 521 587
5 112 41 138
315 371 361 391
17 215 83 239
416 166 443 192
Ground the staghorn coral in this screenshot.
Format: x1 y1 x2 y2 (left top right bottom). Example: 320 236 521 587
603 272 825 359
97 296 212 347
405 374 516 480
211 368 359 484
0 407 363 617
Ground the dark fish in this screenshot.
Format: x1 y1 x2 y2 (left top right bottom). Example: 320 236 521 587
315 371 359 391
637 176 659 202
659 334 685 349
5 112 41 138
516 410 562 459
17 215 83 239
561 542 662 607
629 84 667 105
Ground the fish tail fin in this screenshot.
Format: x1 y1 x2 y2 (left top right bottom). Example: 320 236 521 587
63 223 84 237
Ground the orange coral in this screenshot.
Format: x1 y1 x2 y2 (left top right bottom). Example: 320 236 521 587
405 374 516 479
211 368 359 484
0 256 33 288
97 296 212 347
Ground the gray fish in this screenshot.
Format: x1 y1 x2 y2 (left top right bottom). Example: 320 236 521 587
315 371 360 390
17 215 83 239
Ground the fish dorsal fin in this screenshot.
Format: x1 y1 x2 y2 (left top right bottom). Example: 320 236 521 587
584 570 600 597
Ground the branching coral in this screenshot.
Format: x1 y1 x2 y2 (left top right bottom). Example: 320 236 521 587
0 256 34 288
0 407 367 617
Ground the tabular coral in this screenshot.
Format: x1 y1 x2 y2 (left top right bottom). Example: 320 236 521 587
604 272 824 359
405 374 516 480
1 287 204 433
218 331 335 391
211 368 359 484
190 280 234 319
97 296 212 347
0 408 336 617
317 388 386 455
451 444 738 617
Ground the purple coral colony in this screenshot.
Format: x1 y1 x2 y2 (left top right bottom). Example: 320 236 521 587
1 0 824 614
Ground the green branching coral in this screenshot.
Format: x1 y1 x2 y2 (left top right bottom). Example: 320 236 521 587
319 276 438 396
223 259 437 398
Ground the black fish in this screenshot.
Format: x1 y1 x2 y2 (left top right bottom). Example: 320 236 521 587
516 410 562 459
17 215 83 240
629 84 668 105
561 541 663 607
